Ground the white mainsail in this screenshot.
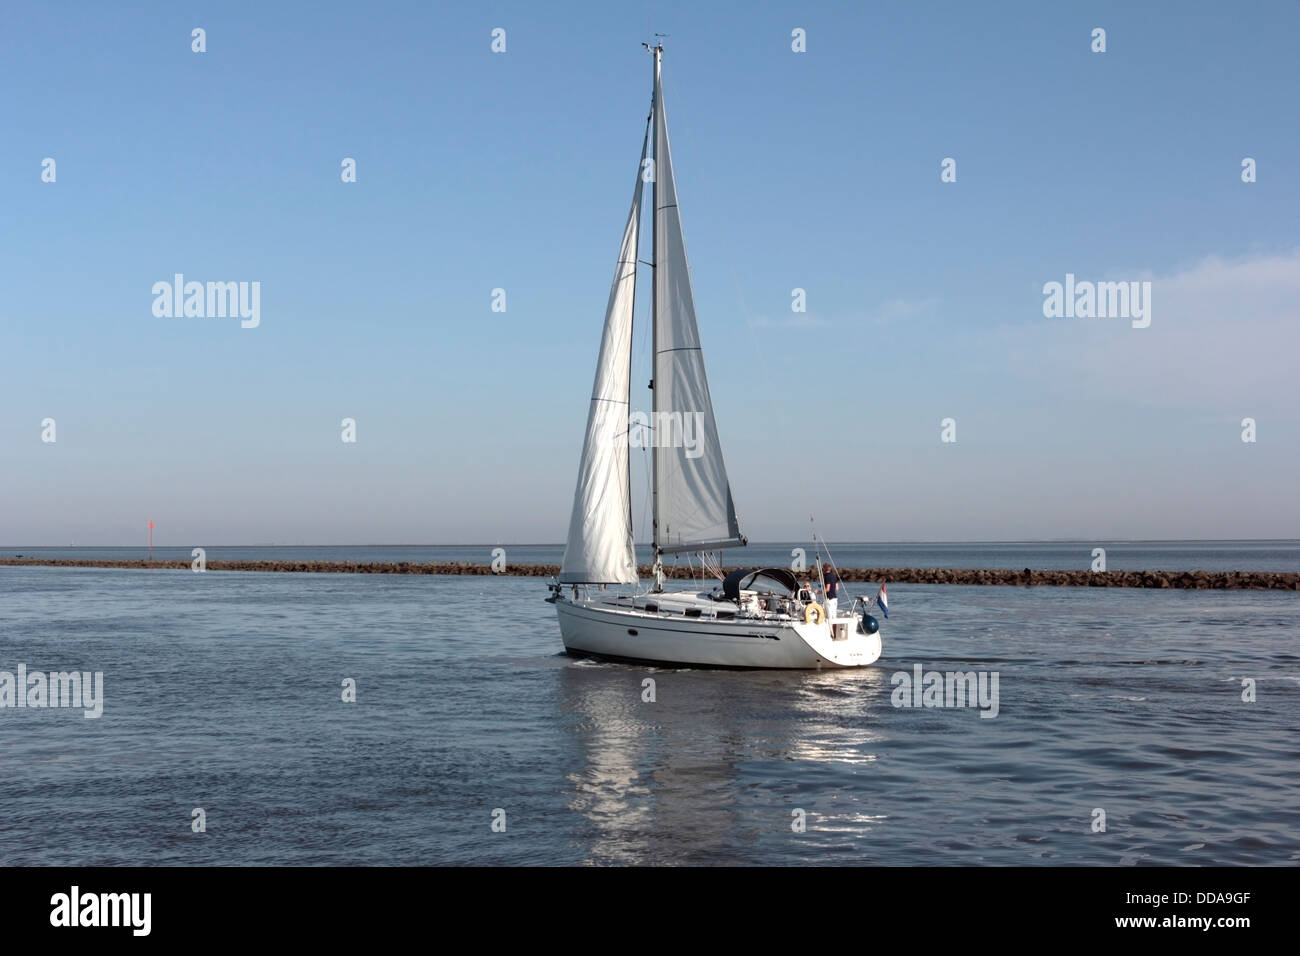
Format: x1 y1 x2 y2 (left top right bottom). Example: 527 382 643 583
558 130 649 584
651 53 745 555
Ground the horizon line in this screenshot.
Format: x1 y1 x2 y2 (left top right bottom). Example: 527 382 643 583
4 538 1298 548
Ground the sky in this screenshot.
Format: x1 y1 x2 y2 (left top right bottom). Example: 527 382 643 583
1 1 1297 546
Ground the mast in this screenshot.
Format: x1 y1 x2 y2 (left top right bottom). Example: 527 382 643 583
628 111 651 569
648 41 664 592
645 41 744 591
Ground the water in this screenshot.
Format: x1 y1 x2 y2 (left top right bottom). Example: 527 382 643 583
2 561 1297 865
6 539 1299 572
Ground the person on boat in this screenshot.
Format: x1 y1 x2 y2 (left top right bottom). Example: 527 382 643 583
822 563 840 620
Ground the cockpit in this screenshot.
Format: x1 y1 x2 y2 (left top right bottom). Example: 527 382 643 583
718 567 806 616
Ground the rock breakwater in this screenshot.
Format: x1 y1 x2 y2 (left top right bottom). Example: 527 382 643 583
2 558 1295 589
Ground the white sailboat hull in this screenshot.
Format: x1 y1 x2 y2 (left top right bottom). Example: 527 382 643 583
555 593 882 669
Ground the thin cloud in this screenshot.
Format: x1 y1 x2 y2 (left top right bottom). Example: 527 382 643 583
872 296 942 325
746 313 828 329
999 250 1300 414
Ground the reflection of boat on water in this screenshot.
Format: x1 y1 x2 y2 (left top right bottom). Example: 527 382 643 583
549 44 885 669
558 663 745 864
557 662 892 863
559 672 656 865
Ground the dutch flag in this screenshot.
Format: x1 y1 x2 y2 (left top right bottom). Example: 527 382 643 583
876 583 889 618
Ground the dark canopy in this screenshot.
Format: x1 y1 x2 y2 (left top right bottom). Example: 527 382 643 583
722 567 800 602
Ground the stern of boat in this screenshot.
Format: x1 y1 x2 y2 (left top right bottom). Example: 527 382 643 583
792 614 883 667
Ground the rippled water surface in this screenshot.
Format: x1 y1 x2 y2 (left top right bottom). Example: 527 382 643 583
1 566 1297 865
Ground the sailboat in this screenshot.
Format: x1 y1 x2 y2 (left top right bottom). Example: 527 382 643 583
549 45 884 669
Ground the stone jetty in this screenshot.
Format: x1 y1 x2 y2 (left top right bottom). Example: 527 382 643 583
1 557 1295 589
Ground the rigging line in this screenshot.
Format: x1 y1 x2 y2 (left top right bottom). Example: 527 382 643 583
634 244 654 590
816 530 844 583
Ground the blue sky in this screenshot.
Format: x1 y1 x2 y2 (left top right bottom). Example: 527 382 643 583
2 1 1297 545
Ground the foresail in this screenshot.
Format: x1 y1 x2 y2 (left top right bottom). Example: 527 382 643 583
558 129 648 584
652 57 745 555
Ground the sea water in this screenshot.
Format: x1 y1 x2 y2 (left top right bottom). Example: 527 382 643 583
0 555 1296 865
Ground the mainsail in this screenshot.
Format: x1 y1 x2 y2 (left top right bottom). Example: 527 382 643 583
557 128 649 584
651 50 745 555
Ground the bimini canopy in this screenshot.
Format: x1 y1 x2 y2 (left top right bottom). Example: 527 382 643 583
722 567 800 602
